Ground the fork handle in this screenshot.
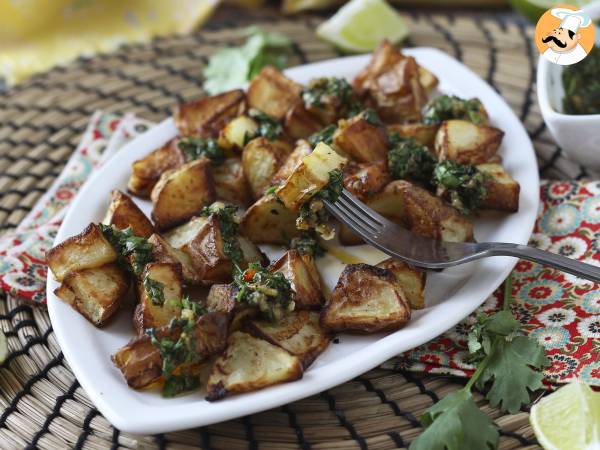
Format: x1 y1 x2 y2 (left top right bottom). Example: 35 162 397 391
485 242 600 283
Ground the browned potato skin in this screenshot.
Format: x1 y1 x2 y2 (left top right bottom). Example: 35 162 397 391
247 66 302 120
150 159 216 230
241 194 299 245
271 140 312 186
245 310 330 368
284 102 322 140
320 264 411 334
213 158 252 207
174 90 246 138
376 258 426 310
387 123 439 149
47 223 118 282
477 163 520 212
54 263 129 326
270 250 323 309
333 113 388 163
206 284 258 331
148 233 201 284
434 120 504 165
242 137 292 200
104 190 155 238
343 161 392 201
133 262 184 335
113 311 230 389
353 41 427 123
128 139 186 198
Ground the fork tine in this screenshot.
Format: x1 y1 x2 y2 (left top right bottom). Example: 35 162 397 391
326 201 378 238
334 195 379 233
339 190 388 226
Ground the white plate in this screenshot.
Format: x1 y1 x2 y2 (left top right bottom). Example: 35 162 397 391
47 48 539 434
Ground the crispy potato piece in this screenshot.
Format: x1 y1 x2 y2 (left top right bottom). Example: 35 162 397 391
270 250 323 309
418 66 439 93
47 223 117 281
247 66 302 120
376 258 426 310
242 137 292 200
343 161 392 201
206 331 303 401
284 102 323 140
246 310 330 368
206 284 258 331
113 312 229 389
321 264 410 334
353 41 427 123
128 139 186 198
477 163 520 212
271 140 312 186
240 194 299 245
333 112 388 163
103 190 155 238
434 120 504 165
276 142 347 211
54 263 129 326
213 158 252 207
148 233 201 284
151 159 216 230
386 123 439 148
174 90 245 138
217 116 258 154
133 263 184 334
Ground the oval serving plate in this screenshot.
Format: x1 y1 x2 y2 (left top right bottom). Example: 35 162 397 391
47 48 539 434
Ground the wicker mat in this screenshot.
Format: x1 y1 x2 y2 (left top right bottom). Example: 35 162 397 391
0 5 583 449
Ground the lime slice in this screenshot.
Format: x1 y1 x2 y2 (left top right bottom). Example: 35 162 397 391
316 0 409 53
509 0 594 22
530 381 600 450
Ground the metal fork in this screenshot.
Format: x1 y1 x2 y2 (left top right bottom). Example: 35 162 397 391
325 189 600 283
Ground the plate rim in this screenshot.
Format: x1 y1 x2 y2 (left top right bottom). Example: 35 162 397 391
47 48 540 434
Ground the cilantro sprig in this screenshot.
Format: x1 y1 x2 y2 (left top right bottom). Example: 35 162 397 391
409 275 549 450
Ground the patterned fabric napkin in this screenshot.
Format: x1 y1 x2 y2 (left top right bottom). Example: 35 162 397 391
0 113 597 387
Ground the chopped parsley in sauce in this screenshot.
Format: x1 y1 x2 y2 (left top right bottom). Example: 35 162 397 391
433 160 488 214
99 224 153 275
200 203 244 267
308 124 337 147
178 137 225 165
143 275 165 306
248 109 283 140
563 46 600 115
423 95 486 125
388 133 437 185
290 230 325 257
297 169 343 239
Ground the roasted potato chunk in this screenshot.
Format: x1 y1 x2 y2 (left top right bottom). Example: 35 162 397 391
103 190 154 238
241 194 299 245
150 159 216 230
206 331 303 401
387 123 439 148
477 163 520 212
434 120 504 165
242 137 292 199
174 90 245 138
213 158 252 207
270 250 323 309
271 140 312 186
418 66 439 93
133 263 184 334
284 102 322 140
353 41 427 123
54 263 129 326
217 115 258 153
343 161 392 201
47 223 117 281
113 312 229 389
206 284 258 331
247 66 302 120
333 112 388 163
128 139 186 198
276 142 347 211
376 258 426 310
148 233 201 285
246 310 330 368
321 264 410 334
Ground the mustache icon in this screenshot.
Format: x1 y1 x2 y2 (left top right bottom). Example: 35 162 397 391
542 35 567 48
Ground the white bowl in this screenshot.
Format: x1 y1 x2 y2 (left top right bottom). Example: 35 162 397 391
537 2 600 169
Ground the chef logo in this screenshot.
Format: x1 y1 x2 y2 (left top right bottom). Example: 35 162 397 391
535 5 595 65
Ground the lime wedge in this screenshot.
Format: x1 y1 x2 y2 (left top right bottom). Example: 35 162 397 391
530 381 600 450
509 0 594 22
316 0 409 53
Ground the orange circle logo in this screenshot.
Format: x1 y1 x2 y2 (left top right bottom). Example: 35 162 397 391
535 4 595 65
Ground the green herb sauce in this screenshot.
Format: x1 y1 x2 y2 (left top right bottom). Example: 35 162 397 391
388 133 437 185
200 203 244 268
423 95 486 125
178 137 225 165
290 230 325 257
248 109 283 140
308 124 337 147
143 275 165 306
563 46 600 115
433 160 488 214
99 225 153 275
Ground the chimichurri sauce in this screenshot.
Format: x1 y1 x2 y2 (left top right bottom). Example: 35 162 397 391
563 45 600 115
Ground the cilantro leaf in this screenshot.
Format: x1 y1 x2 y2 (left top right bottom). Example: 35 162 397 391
476 335 549 414
410 389 498 450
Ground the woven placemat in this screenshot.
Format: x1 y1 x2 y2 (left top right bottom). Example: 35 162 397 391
0 5 580 449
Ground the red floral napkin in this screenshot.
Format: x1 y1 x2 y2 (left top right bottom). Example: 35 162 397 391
1 113 597 387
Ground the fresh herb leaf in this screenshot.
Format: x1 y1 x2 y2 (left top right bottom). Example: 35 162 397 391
99 224 153 275
143 275 165 306
410 389 498 450
200 203 244 268
308 124 337 147
248 109 283 140
361 108 383 126
178 137 225 165
423 95 487 125
180 295 206 317
387 133 437 185
290 230 325 257
297 169 343 239
162 373 200 398
203 27 291 95
433 160 488 214
302 77 361 116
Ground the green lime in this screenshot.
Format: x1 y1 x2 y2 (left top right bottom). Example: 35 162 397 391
509 0 594 22
530 381 600 450
316 0 409 53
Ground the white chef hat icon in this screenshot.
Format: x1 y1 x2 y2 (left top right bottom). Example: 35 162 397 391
550 7 592 33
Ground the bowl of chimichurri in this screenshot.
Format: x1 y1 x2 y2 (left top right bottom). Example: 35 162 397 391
537 2 600 169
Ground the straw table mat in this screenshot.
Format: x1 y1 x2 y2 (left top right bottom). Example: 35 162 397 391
0 5 584 449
